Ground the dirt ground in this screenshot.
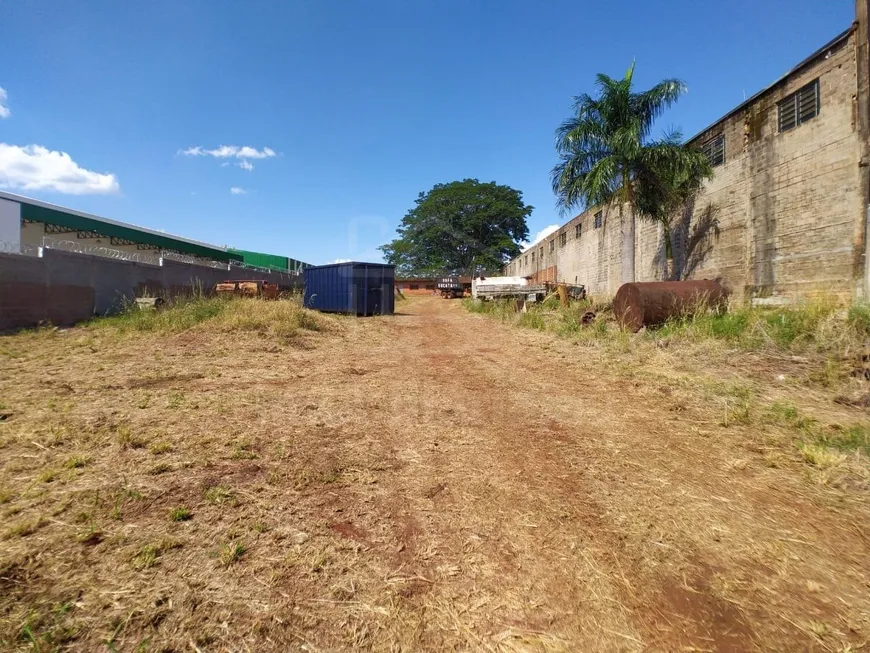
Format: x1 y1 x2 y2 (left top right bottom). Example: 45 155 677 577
1 296 869 652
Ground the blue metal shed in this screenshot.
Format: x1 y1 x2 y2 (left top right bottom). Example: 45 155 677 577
303 262 395 315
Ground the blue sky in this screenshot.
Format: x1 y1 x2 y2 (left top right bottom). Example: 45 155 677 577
0 0 853 265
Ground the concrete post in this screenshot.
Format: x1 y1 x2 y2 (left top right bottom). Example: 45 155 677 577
0 198 21 252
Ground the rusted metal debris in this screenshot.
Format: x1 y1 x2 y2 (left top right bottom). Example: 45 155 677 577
215 280 280 299
613 280 728 332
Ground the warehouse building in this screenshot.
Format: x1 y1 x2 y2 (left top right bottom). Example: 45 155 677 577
505 1 870 303
0 190 309 273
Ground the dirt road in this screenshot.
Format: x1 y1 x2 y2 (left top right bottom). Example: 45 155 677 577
275 297 870 651
2 296 869 651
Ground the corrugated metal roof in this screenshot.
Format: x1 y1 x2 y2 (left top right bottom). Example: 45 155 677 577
1 190 227 251
2 190 315 267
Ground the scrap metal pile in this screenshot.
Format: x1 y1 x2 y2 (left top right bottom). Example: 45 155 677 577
215 280 281 300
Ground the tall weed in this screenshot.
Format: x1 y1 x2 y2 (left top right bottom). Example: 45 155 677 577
92 295 328 338
465 295 870 357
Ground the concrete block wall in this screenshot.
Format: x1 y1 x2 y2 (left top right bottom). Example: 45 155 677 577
0 248 302 330
504 29 865 303
0 282 95 330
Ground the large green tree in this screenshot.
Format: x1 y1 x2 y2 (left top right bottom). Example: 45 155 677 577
551 63 711 280
380 179 532 276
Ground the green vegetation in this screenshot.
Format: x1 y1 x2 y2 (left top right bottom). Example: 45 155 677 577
551 62 711 274
132 539 183 570
763 400 870 470
817 423 870 457
91 295 326 340
219 540 246 567
380 179 532 276
467 296 870 469
170 507 192 522
12 601 79 652
465 297 870 356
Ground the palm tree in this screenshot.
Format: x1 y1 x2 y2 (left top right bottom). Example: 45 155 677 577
635 143 712 277
551 62 711 282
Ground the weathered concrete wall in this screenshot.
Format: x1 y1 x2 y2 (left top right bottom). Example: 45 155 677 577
506 28 864 302
0 248 303 330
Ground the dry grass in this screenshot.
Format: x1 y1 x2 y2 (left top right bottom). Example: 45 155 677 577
468 296 870 483
466 295 870 355
1 296 868 651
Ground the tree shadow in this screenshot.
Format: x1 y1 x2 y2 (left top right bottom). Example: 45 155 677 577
656 200 721 281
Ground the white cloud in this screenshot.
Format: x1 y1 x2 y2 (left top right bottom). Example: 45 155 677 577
180 145 276 160
230 187 247 195
331 258 352 263
238 159 254 171
0 88 10 119
521 224 560 251
0 143 120 195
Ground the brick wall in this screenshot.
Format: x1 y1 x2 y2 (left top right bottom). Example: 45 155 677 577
505 28 864 302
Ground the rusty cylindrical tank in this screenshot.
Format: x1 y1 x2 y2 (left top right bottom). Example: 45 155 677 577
613 280 728 332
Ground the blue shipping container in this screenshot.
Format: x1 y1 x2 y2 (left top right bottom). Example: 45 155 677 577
303 262 395 315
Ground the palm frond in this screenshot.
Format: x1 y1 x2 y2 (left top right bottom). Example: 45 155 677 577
552 62 700 219
632 79 687 138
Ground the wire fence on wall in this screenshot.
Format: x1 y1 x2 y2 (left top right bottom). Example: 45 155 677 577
40 237 163 265
160 250 230 270
0 240 42 256
2 237 300 277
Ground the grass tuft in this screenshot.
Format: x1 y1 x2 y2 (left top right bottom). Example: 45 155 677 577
132 538 183 570
170 507 192 522
148 441 173 455
63 454 90 469
816 423 870 456
204 484 236 506
219 540 246 566
799 443 846 470
116 425 147 449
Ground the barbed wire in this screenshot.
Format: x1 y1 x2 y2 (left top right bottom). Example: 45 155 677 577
228 260 303 276
41 237 163 265
0 240 42 256
1 237 303 274
159 250 230 270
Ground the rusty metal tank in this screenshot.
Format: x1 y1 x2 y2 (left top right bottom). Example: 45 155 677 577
613 280 728 332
